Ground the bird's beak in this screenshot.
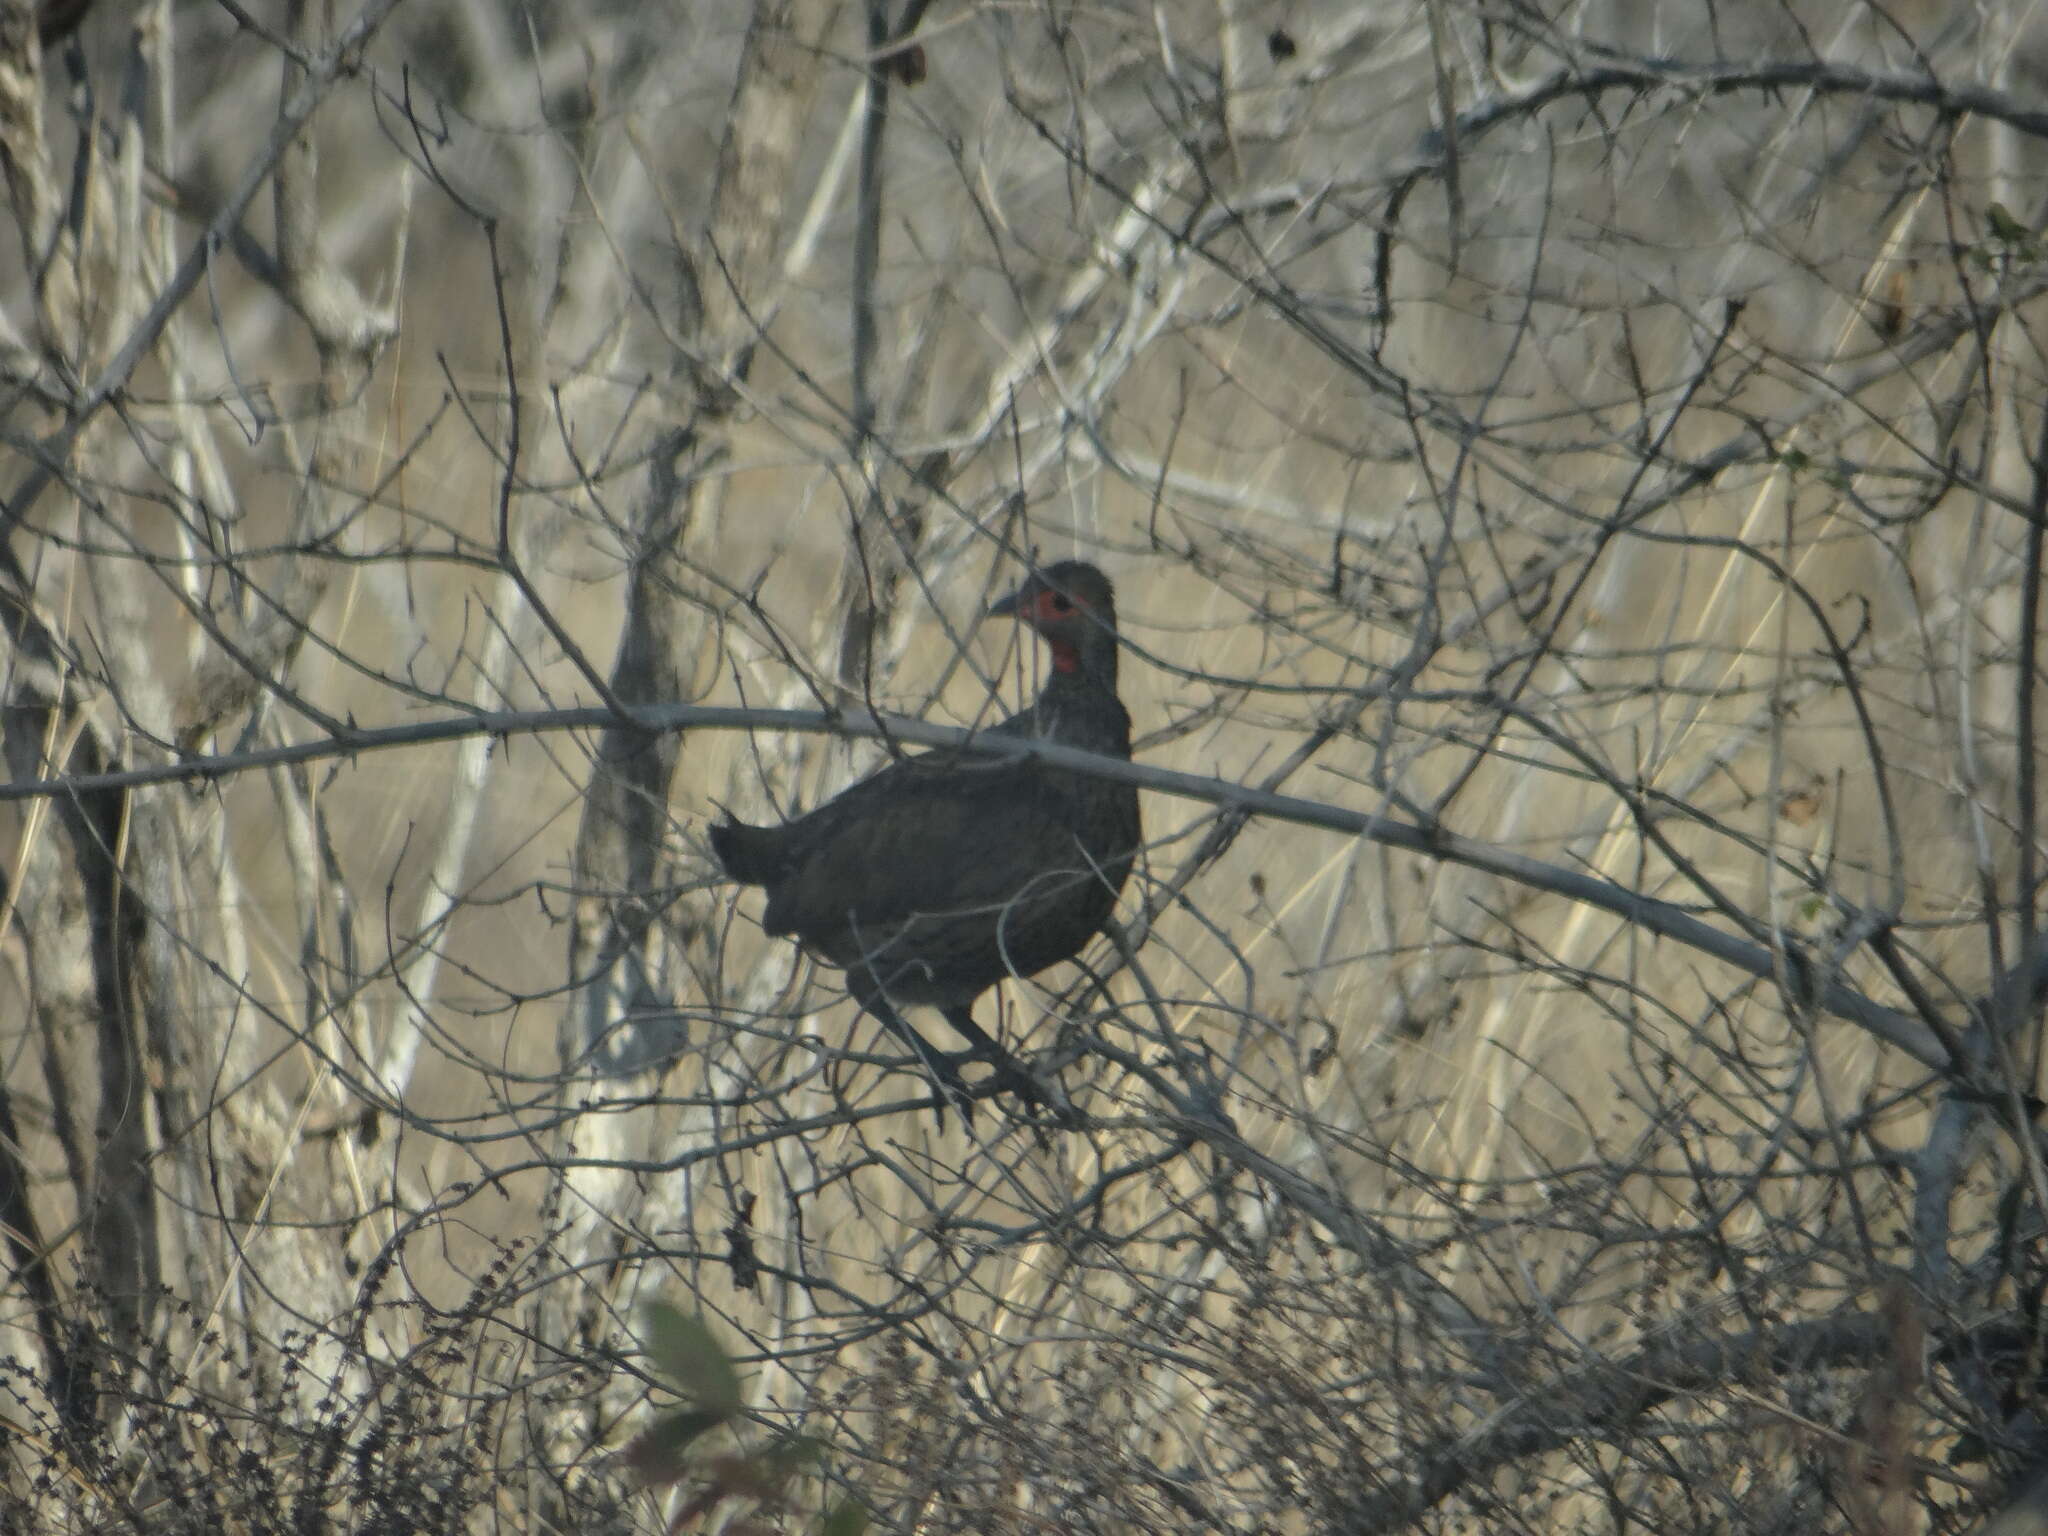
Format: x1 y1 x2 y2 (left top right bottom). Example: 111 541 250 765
988 582 1027 618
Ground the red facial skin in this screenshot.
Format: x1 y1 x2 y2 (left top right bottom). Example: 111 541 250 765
1026 588 1083 672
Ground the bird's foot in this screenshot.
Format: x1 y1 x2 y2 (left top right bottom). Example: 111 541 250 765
903 1047 1077 1130
899 1047 977 1128
957 1049 1075 1129
995 1061 1078 1128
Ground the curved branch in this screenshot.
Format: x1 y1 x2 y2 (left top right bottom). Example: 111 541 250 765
1432 56 2048 158
0 698 1950 1068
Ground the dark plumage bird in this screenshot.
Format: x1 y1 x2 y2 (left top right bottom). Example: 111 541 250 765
710 561 1141 1108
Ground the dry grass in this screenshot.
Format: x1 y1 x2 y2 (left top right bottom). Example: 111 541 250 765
4 2 2048 1532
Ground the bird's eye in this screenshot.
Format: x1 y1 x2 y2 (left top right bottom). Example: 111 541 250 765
1049 593 1073 612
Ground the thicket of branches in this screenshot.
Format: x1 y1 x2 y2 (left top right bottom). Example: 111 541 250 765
6 0 2048 1530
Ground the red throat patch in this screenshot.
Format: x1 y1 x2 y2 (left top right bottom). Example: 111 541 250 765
1047 640 1081 673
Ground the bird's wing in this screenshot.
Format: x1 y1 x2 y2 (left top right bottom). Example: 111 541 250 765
763 769 1107 937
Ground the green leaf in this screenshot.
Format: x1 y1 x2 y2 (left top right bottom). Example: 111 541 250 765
620 1408 728 1486
821 1499 870 1536
642 1303 743 1414
767 1433 829 1473
1987 201 2029 243
723 1434 830 1502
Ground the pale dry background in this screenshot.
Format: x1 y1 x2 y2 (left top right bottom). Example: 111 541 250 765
4 0 2048 1531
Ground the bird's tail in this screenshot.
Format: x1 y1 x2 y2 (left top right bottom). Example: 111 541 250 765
707 817 785 886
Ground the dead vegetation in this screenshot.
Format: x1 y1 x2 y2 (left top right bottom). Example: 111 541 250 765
4 1 2048 1531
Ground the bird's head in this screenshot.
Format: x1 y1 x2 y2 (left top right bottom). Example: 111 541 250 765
990 561 1118 675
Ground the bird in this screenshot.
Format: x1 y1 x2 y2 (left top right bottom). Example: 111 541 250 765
709 561 1141 1113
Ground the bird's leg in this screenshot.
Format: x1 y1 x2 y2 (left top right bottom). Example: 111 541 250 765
935 1003 1009 1065
940 1005 1071 1123
849 976 974 1124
